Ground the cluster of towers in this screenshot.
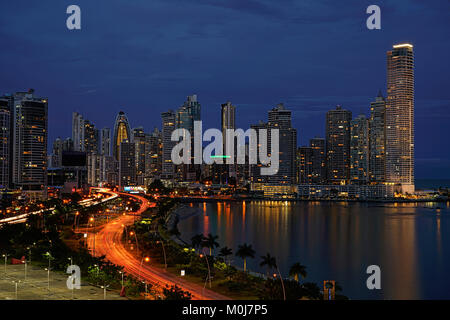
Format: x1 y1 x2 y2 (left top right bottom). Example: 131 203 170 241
298 44 415 194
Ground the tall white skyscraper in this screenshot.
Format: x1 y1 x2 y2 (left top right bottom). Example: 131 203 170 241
386 43 415 194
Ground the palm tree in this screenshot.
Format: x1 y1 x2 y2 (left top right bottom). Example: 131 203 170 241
219 247 233 265
289 262 307 283
191 234 205 253
235 243 255 272
202 234 219 256
260 253 277 276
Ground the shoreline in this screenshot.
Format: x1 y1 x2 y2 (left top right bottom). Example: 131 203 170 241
173 196 448 204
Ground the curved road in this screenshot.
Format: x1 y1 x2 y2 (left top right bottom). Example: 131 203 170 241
88 191 229 300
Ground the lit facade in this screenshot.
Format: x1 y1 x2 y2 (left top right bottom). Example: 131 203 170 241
386 43 415 194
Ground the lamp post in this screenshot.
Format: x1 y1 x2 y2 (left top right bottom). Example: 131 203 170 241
101 285 109 300
44 267 50 292
13 280 20 300
156 240 167 269
90 216 95 256
200 249 212 289
2 253 8 275
119 271 124 287
138 256 150 281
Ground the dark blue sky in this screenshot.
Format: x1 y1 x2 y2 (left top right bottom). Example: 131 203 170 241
1 0 449 178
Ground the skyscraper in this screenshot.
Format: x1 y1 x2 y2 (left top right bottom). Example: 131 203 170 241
51 137 63 168
310 137 326 184
161 110 176 180
176 95 201 181
119 140 136 187
145 127 162 182
386 43 415 194
326 105 352 184
0 97 11 189
72 112 85 152
12 90 48 198
267 103 297 185
350 114 369 184
113 111 131 161
84 120 98 154
297 146 313 184
221 101 236 181
132 127 146 185
369 91 386 183
100 127 111 156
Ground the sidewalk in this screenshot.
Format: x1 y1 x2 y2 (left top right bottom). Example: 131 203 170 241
0 264 127 300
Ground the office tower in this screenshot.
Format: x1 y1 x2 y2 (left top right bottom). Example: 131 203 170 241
0 97 11 189
267 103 297 185
386 43 415 194
326 105 352 184
132 127 146 185
83 120 98 154
100 127 111 156
350 114 369 184
249 120 269 184
51 137 63 168
113 111 131 161
221 101 237 180
72 112 85 152
310 137 326 184
145 127 162 181
297 147 313 184
119 140 136 187
176 95 201 181
369 91 386 183
12 90 48 197
161 110 176 180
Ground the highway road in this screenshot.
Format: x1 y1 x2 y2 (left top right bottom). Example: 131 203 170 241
88 191 229 300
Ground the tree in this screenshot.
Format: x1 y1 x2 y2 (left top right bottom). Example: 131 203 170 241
70 192 82 205
163 284 192 300
219 246 233 265
235 243 255 272
260 253 277 276
202 233 219 256
289 262 307 283
191 234 205 252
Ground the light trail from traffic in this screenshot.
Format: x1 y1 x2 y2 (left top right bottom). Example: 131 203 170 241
88 191 229 300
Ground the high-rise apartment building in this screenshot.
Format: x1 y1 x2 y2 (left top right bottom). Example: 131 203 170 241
119 140 136 187
72 112 85 152
145 127 162 182
297 147 313 184
161 110 176 180
176 95 201 181
267 103 297 185
0 97 11 189
369 92 386 183
84 120 98 154
132 127 146 185
310 137 326 184
12 90 48 198
350 114 370 184
326 106 352 184
386 43 415 193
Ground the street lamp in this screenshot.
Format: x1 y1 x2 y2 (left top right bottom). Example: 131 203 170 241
156 240 167 269
2 253 8 275
44 267 50 292
12 280 20 300
138 256 150 281
119 271 124 287
101 285 110 300
200 249 212 289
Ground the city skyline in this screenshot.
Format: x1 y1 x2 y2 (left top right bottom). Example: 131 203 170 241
0 1 449 179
